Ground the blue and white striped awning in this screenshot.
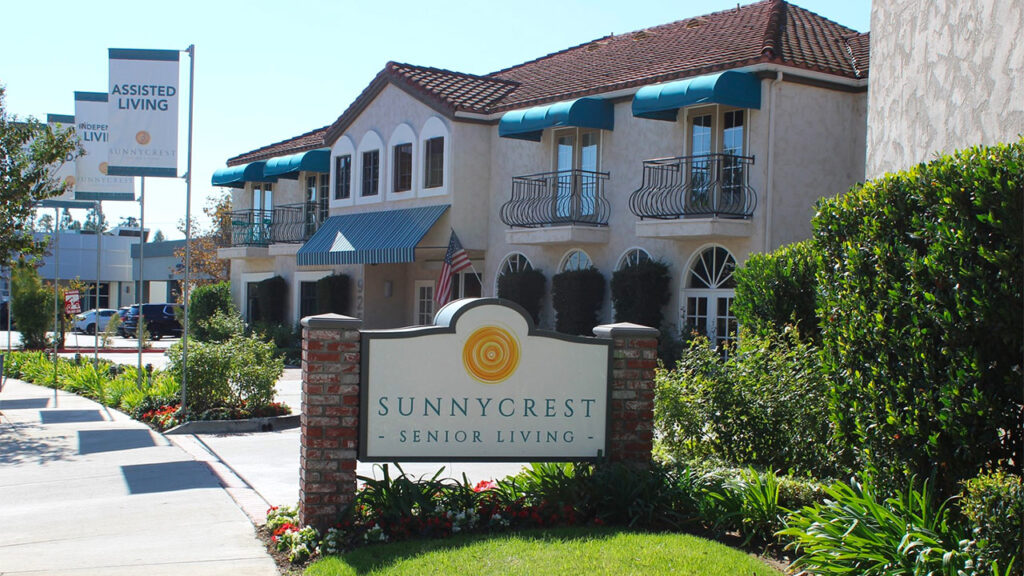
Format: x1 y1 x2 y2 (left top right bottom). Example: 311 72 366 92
296 205 449 266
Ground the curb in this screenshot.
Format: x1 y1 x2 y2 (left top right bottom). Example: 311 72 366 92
164 414 300 435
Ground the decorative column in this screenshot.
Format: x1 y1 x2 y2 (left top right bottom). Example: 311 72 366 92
299 313 362 531
592 322 659 467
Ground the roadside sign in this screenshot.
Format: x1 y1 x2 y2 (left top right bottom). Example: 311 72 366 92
64 290 82 315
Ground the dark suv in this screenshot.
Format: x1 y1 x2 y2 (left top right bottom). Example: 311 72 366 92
122 303 183 339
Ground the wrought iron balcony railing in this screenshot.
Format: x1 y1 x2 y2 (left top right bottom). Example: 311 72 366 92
500 169 611 228
629 154 756 220
227 201 327 247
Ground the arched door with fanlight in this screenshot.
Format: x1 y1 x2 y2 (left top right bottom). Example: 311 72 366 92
683 246 738 348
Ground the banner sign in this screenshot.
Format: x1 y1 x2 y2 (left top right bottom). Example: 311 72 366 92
107 48 180 177
74 92 135 201
46 114 77 201
360 299 611 461
64 290 82 315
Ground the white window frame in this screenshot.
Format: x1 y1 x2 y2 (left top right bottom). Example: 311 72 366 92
356 130 384 205
241 272 274 324
559 248 593 272
413 280 435 325
419 116 449 198
685 105 749 157
493 252 534 295
387 123 417 201
330 135 356 208
616 247 652 270
681 245 738 349
292 270 334 325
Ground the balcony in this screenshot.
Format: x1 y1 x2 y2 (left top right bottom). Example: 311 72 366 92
224 202 327 255
500 169 611 245
630 154 756 238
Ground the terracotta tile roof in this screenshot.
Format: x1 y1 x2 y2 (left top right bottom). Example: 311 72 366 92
227 125 329 166
484 0 867 110
263 1 869 151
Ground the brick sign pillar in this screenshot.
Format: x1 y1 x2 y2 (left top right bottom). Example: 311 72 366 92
299 313 362 531
592 322 659 467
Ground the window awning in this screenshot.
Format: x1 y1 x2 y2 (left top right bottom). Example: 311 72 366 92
297 204 449 266
263 148 331 179
498 97 615 142
631 71 762 122
211 161 277 188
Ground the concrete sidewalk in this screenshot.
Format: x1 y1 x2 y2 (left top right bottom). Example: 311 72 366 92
0 379 277 576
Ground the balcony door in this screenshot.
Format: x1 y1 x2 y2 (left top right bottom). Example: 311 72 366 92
250 183 273 244
554 129 599 222
687 109 745 214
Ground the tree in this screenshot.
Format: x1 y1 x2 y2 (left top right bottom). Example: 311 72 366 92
119 215 139 228
151 229 165 242
59 207 81 231
10 259 52 349
83 206 108 233
36 213 53 233
173 191 232 293
0 86 80 260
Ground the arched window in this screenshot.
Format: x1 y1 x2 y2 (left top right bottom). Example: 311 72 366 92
559 249 592 272
683 246 737 348
616 247 651 270
494 252 533 295
419 116 449 197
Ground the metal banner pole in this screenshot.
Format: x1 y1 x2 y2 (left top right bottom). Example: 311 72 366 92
94 201 101 365
181 44 195 414
137 178 145 387
52 207 60 407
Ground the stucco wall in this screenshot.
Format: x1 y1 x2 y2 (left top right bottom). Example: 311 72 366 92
866 0 1024 177
769 81 867 248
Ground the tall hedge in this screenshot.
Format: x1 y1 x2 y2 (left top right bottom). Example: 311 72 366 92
551 268 605 336
497 268 546 325
10 261 51 349
610 259 670 329
315 274 350 315
733 240 819 341
814 140 1023 496
256 276 287 325
188 282 236 341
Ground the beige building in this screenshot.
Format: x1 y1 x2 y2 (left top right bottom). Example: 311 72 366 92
866 0 1024 177
216 0 870 342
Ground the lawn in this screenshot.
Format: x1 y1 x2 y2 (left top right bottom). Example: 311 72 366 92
305 527 782 576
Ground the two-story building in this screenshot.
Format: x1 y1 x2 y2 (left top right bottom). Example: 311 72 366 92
215 0 869 342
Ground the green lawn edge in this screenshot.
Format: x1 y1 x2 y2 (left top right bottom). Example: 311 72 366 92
305 526 782 576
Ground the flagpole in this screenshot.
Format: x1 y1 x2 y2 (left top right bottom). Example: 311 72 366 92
181 43 195 415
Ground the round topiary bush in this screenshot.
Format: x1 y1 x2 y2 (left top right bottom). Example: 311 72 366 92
610 259 670 329
497 268 546 326
551 268 605 336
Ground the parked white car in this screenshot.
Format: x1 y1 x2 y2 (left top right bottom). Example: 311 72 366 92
72 309 118 335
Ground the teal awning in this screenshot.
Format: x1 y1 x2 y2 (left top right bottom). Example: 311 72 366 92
632 71 761 121
297 205 449 266
263 148 330 179
210 161 277 188
499 97 614 142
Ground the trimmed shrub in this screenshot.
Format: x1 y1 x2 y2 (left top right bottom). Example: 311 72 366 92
253 321 301 366
733 240 819 341
166 333 283 412
497 268 546 325
610 259 670 329
188 282 235 340
199 310 245 343
814 140 1023 496
11 261 52 349
961 470 1023 575
315 274 350 316
551 268 605 336
256 276 287 324
655 329 838 477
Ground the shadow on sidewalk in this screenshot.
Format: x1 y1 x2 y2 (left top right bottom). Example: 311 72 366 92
121 460 222 495
0 422 75 465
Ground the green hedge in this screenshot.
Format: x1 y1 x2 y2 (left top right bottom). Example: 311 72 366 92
166 334 283 412
655 329 837 476
315 274 350 316
610 259 670 329
497 268 546 325
733 240 819 341
961 470 1023 574
551 268 605 336
814 140 1023 496
189 282 237 341
11 261 52 349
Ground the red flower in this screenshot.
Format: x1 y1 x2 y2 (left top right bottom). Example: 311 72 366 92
473 480 496 492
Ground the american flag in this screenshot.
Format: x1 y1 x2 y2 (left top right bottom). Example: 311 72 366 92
435 230 472 306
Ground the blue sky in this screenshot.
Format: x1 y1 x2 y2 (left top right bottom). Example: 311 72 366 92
1 0 870 239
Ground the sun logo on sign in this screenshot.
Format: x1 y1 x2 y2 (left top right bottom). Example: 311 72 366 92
462 326 520 384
